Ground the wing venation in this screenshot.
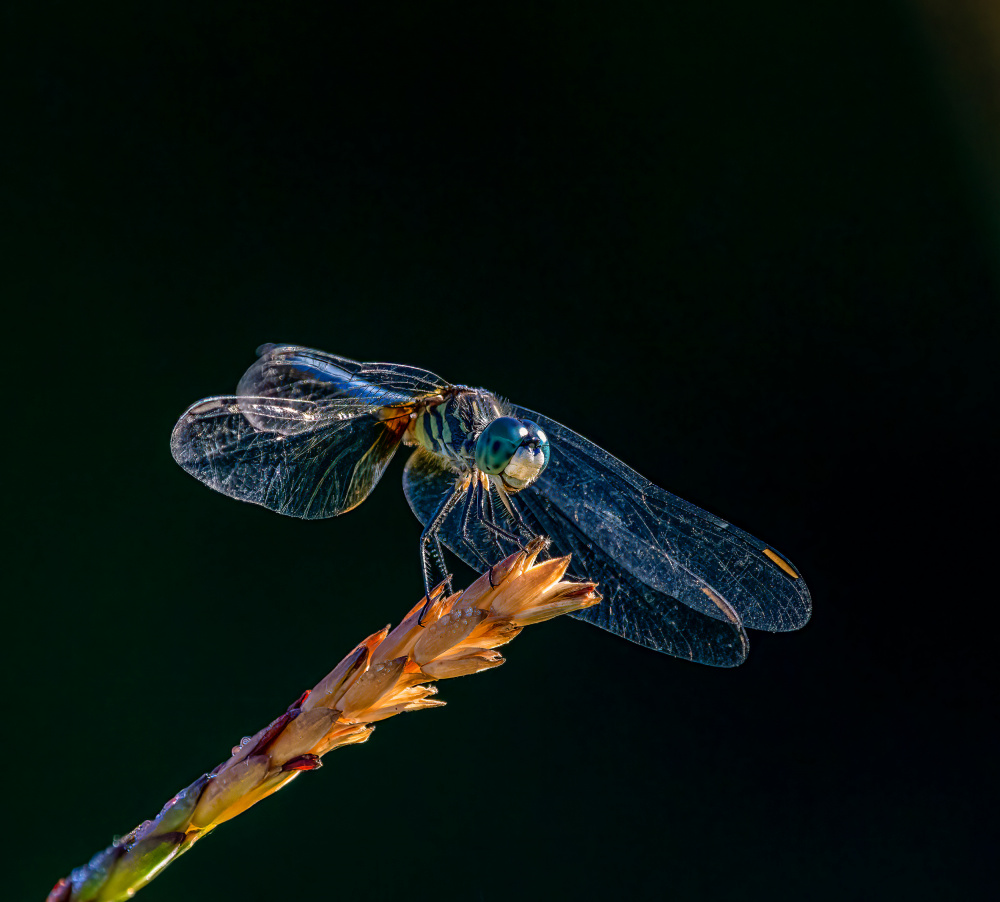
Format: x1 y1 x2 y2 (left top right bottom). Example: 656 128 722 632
402 448 750 665
509 404 812 633
170 345 450 518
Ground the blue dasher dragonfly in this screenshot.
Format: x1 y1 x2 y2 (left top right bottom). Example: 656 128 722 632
171 344 811 665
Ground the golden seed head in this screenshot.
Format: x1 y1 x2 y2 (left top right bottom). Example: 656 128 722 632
54 539 603 899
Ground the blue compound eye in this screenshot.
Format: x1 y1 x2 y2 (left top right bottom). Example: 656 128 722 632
521 420 550 469
475 417 551 490
475 416 524 475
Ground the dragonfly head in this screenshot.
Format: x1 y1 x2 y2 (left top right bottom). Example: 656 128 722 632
475 416 550 492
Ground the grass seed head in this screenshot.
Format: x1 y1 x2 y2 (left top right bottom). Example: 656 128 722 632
50 538 602 902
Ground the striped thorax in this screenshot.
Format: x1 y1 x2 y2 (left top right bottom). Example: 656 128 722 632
402 387 550 494
405 387 498 470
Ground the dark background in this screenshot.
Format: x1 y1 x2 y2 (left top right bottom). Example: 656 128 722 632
7 2 997 900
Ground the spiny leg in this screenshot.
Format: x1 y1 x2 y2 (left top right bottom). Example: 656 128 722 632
418 487 461 624
481 479 527 549
428 534 450 592
459 474 492 571
477 479 507 561
427 488 457 590
493 482 537 542
463 478 530 590
460 473 502 586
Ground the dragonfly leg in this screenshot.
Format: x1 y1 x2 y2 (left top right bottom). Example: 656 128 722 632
494 483 537 542
427 535 451 594
418 487 461 625
476 479 504 559
472 480 497 587
459 476 492 571
480 480 525 549
458 474 501 586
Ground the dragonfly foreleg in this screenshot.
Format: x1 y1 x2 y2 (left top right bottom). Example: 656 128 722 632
472 479 503 587
427 534 449 591
418 486 461 625
459 475 492 571
458 473 502 586
480 480 526 550
493 482 537 541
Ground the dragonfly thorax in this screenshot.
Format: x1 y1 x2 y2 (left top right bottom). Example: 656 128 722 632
407 389 489 468
407 392 549 491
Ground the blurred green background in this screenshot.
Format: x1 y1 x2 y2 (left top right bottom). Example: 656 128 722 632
6 2 996 900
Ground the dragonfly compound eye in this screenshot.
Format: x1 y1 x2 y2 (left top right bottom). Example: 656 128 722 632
475 417 550 490
475 416 524 475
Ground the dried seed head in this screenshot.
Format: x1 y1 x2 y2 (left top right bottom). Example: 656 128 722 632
447 542 549 614
267 708 339 767
312 722 374 756
338 656 407 719
302 642 371 712
216 768 303 824
488 555 571 618
485 548 527 587
50 534 604 901
227 711 294 765
448 568 495 611
511 584 601 625
373 580 449 663
282 754 322 772
420 650 505 679
190 755 270 829
359 696 447 722
465 618 522 650
372 602 426 663
413 606 488 664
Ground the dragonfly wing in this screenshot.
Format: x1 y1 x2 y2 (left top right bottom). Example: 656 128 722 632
237 344 451 425
401 448 749 665
171 395 404 518
510 404 812 634
172 345 451 517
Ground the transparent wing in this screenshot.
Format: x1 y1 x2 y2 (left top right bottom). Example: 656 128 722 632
402 449 749 665
171 344 451 518
171 396 405 518
509 404 812 634
235 344 451 429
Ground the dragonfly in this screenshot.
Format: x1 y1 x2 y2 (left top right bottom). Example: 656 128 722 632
171 344 811 665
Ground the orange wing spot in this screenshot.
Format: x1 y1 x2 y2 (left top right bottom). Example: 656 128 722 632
377 402 420 424
701 587 740 625
763 548 799 579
